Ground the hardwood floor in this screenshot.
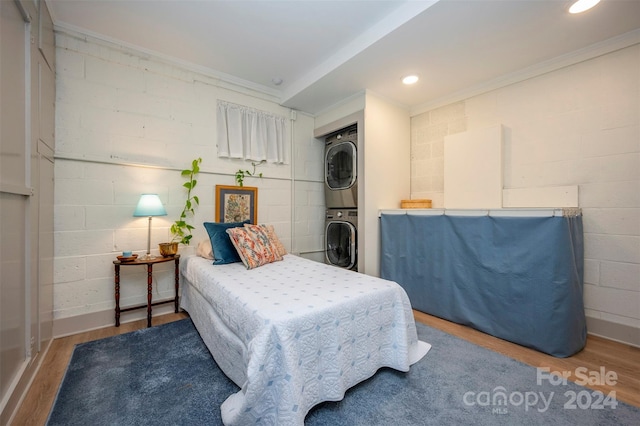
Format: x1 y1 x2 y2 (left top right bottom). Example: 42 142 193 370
11 311 639 425
414 311 640 409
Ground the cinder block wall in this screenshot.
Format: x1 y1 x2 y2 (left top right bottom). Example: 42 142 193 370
410 44 640 345
53 30 324 334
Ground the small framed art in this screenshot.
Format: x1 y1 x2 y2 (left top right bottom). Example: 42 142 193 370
215 185 258 224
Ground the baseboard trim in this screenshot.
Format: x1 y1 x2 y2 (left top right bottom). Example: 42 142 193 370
586 316 640 348
53 305 177 338
53 309 639 350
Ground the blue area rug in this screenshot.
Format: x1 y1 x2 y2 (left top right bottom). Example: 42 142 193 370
47 318 639 425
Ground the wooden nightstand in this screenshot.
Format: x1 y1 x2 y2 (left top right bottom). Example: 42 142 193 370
113 255 180 327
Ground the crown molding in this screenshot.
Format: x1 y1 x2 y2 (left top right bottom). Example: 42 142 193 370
410 28 640 116
54 22 282 104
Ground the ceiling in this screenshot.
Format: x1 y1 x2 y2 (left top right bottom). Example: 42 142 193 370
47 0 640 115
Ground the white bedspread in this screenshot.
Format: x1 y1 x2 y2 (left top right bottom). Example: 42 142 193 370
181 254 430 426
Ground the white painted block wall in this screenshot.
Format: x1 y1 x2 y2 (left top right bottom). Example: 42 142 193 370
410 44 640 344
53 30 324 332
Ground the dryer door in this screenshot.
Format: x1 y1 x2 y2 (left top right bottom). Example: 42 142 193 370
325 221 356 269
325 141 356 190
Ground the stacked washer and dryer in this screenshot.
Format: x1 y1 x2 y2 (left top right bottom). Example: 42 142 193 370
324 125 358 270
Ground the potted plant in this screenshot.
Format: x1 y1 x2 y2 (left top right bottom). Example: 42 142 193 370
159 157 202 256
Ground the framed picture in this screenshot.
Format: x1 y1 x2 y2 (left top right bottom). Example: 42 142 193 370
215 185 258 224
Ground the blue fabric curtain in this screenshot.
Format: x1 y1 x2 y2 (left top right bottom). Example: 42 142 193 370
380 212 586 357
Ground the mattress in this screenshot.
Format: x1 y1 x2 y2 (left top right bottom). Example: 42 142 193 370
180 254 430 426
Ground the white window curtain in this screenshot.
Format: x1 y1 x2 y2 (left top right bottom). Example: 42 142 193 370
217 100 289 164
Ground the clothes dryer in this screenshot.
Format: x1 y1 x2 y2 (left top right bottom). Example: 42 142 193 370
325 208 357 271
325 125 357 208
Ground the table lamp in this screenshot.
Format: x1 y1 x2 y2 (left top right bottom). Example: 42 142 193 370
133 194 167 260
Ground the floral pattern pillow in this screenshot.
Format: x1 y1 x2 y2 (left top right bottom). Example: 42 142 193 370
246 224 287 257
227 226 282 269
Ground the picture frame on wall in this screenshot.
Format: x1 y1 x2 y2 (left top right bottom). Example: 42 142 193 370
215 185 258 224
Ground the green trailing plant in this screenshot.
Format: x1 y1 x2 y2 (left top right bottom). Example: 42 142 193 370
235 160 264 187
170 157 201 245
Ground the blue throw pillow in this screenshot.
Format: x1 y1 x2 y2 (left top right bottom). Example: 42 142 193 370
203 221 249 264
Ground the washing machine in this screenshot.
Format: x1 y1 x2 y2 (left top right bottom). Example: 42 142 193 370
325 125 357 208
325 208 357 270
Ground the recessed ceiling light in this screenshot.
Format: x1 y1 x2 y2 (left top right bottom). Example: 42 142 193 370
569 0 600 14
271 77 283 86
402 75 419 85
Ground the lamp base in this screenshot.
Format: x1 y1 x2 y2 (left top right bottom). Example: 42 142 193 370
139 253 158 261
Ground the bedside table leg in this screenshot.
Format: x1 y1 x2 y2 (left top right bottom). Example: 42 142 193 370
146 265 153 327
115 264 121 326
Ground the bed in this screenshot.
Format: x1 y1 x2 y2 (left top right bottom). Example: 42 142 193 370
180 253 430 425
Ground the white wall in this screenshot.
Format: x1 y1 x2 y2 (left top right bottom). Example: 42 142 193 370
410 44 640 345
53 29 324 335
410 101 465 206
362 92 410 276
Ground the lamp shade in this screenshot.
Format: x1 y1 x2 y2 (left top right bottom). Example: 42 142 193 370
133 194 167 217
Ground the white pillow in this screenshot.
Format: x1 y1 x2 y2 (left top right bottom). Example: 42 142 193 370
196 238 214 260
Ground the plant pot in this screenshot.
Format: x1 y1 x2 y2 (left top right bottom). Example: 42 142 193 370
158 242 178 257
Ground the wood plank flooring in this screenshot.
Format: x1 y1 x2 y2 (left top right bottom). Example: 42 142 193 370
414 311 640 409
11 311 639 425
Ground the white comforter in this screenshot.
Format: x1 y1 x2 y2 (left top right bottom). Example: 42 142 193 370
181 254 430 426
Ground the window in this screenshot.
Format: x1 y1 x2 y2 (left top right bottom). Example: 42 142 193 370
216 100 289 164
